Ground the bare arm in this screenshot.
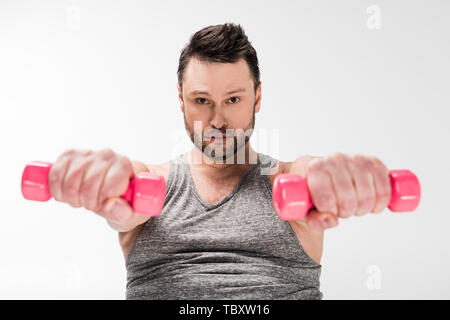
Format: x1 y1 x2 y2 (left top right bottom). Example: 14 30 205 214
279 156 325 265
115 161 170 261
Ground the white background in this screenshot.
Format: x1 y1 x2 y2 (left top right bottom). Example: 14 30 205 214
1 0 449 299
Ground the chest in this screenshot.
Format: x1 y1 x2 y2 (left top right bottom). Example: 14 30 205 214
188 165 277 206
186 167 321 265
191 173 241 205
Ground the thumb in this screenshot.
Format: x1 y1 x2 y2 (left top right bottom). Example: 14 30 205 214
102 197 134 224
306 210 339 232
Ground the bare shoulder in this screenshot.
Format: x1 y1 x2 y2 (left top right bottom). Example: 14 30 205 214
147 161 170 182
267 160 287 186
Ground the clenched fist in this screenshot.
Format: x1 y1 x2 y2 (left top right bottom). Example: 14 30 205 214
304 153 391 230
48 148 149 231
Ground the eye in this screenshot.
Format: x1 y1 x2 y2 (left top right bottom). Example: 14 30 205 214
228 97 240 104
195 98 209 105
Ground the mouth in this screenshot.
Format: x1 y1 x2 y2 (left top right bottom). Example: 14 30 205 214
210 135 227 142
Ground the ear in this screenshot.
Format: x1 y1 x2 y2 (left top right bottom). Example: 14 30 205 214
254 81 262 113
177 83 184 113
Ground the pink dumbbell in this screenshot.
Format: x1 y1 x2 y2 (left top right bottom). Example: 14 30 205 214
21 161 166 217
273 169 421 221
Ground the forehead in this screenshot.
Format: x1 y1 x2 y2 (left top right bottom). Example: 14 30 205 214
183 57 253 93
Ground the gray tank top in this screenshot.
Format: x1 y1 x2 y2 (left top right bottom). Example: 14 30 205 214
125 152 323 299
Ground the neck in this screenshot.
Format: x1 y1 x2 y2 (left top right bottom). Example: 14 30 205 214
187 143 258 178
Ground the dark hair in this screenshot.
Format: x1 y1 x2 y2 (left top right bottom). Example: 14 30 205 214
177 23 260 93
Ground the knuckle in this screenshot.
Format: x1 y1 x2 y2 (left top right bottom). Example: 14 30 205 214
350 153 364 162
80 192 98 211
118 155 133 170
62 148 76 157
99 184 113 200
69 202 82 208
64 168 83 186
371 204 385 213
80 179 101 209
102 176 127 199
315 194 335 210
48 172 63 200
324 159 340 172
371 156 384 166
99 181 117 202
359 195 375 209
330 152 346 163
63 183 79 200
369 156 387 171
307 158 324 172
356 209 369 216
85 200 99 212
89 203 101 212
81 174 97 193
311 158 334 175
98 148 115 159
357 196 375 214
79 183 94 203
80 149 93 156
351 154 371 169
48 170 60 186
91 207 103 216
376 191 391 201
339 197 357 217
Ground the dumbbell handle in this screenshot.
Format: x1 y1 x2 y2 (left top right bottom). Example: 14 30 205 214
273 169 421 221
21 161 165 216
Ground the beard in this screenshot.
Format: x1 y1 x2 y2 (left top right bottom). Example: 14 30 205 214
184 104 256 164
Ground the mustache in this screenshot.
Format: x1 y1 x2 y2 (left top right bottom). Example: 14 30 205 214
204 130 232 139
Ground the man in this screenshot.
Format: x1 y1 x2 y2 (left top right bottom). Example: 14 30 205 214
48 23 391 299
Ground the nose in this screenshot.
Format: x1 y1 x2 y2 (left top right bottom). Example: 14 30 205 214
210 108 228 130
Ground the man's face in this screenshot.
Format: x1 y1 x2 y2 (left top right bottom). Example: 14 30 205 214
178 57 261 163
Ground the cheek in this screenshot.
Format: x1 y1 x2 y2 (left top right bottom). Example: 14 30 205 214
185 112 208 128
226 105 250 117
231 109 253 126
185 103 206 117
